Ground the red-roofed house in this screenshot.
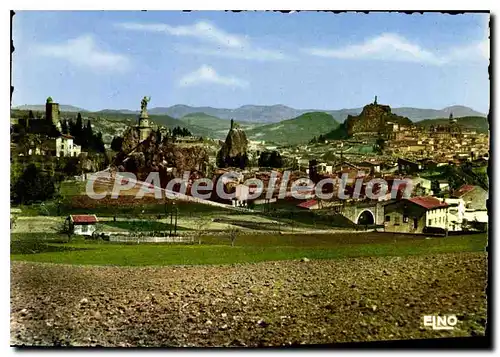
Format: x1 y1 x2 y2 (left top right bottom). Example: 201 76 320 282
408 196 448 210
297 199 320 210
68 214 99 236
451 185 488 210
383 196 449 234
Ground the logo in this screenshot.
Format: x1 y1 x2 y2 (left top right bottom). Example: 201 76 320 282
423 315 458 330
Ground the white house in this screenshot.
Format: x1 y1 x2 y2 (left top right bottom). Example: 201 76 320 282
464 210 488 224
425 205 449 230
68 214 98 236
444 198 466 231
56 134 81 158
317 162 333 174
233 184 250 207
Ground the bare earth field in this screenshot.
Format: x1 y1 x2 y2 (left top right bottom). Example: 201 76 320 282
11 252 487 347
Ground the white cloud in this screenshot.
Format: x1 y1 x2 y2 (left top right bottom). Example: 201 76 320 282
305 29 489 65
305 33 445 65
179 65 248 88
36 35 131 71
117 21 247 48
116 20 288 61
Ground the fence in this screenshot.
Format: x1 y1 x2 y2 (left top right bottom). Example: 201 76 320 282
109 235 195 243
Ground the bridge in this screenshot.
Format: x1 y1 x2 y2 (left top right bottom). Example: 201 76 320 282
338 201 385 226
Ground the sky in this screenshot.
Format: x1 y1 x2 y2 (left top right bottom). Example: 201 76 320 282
12 11 490 113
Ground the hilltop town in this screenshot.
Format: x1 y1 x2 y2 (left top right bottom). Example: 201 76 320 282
10 95 489 236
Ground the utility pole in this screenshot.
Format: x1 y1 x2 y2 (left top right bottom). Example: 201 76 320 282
169 203 173 237
174 205 178 236
445 205 449 237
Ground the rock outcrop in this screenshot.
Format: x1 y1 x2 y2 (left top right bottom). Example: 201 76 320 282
115 127 209 184
345 101 412 136
216 124 249 168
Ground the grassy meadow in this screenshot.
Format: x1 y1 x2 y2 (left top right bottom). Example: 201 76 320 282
10 231 487 267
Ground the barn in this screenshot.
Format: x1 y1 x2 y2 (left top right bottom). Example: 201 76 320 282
68 214 99 236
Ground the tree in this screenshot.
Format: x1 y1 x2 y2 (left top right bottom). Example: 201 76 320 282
62 157 81 177
228 226 239 247
55 218 73 242
172 126 192 137
373 137 385 154
12 164 56 204
258 150 282 168
83 120 94 150
61 119 68 134
155 129 162 143
111 136 124 152
237 153 248 170
194 217 210 245
431 180 441 196
70 114 84 146
94 132 105 153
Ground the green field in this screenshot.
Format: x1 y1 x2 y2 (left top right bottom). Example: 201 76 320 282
11 232 487 267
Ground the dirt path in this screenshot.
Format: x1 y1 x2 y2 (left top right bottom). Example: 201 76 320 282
11 252 487 347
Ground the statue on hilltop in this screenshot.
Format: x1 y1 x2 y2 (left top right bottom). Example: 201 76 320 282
141 96 151 113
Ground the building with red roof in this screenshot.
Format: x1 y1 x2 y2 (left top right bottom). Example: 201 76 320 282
451 185 488 210
408 196 448 210
68 214 99 236
297 199 320 210
383 196 449 234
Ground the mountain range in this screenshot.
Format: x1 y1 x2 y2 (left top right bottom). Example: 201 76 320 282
13 104 486 123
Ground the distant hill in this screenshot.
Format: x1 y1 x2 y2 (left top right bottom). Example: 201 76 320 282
246 112 340 145
146 104 486 124
180 112 234 132
392 106 487 121
95 109 138 115
149 104 306 123
13 104 87 113
16 103 486 124
416 116 489 133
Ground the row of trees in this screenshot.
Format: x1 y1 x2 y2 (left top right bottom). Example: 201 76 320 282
309 134 328 144
172 126 192 137
60 113 105 153
258 150 283 168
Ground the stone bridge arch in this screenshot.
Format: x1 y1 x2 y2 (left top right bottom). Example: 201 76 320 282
338 202 385 226
356 209 375 225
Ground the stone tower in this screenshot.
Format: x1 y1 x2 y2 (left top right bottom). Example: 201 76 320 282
45 96 61 129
